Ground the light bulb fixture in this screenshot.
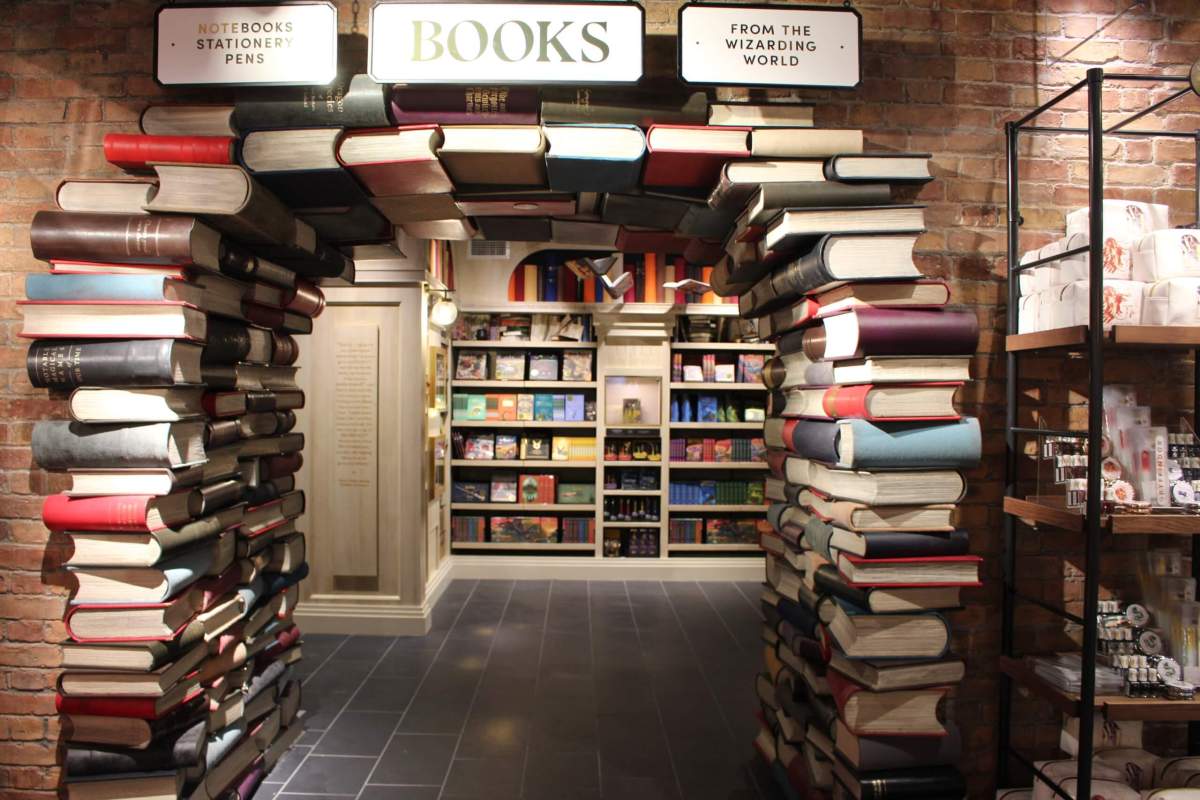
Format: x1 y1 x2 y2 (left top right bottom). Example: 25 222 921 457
429 289 459 328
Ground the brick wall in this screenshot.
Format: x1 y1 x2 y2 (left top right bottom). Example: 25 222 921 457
0 0 1196 796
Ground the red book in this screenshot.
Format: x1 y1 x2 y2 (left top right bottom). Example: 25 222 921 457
42 492 197 533
263 453 303 479
642 125 751 188
560 264 577 302
56 684 205 719
509 267 523 301
582 272 596 303
103 133 235 172
767 297 821 337
837 553 983 588
643 253 658 303
623 266 636 304
49 260 187 278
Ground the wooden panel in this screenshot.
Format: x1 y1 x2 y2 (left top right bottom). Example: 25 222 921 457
331 324 381 577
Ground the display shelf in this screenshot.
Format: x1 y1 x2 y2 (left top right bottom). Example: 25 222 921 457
450 541 596 551
602 520 665 528
449 421 596 429
450 503 596 512
1004 496 1200 535
668 543 760 552
602 489 662 497
669 382 767 391
669 422 764 430
668 461 769 470
450 459 596 468
451 340 599 349
999 656 1200 721
451 380 597 389
668 504 767 512
601 461 664 468
1006 325 1200 353
671 342 775 352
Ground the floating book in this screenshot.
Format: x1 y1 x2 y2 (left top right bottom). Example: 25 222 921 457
19 300 207 341
760 280 951 339
32 420 206 471
456 192 576 218
337 124 455 197
143 164 297 249
837 553 982 588
762 205 926 256
600 193 691 230
390 86 539 125
56 178 158 215
825 153 934 183
750 128 864 158
740 234 922 317
231 73 390 131
540 86 708 127
241 128 372 209
438 125 547 186
103 133 236 172
825 600 950 661
140 104 238 137
30 211 223 272
642 124 750 188
544 124 646 193
370 192 462 224
26 339 203 390
777 458 965 505
765 354 973 390
777 383 962 422
765 417 980 469
802 307 980 361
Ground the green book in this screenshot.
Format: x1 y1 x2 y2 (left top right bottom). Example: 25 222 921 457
465 395 486 420
533 394 554 421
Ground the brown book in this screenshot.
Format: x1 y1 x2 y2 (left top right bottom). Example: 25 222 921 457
143 164 297 249
30 212 223 272
56 178 158 214
438 125 546 185
58 641 207 697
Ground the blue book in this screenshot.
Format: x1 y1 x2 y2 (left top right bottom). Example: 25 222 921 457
25 273 190 302
237 575 265 617
205 722 247 769
697 396 718 423
543 263 559 302
565 394 585 421
544 124 646 193
533 394 554 421
67 544 214 605
782 418 982 470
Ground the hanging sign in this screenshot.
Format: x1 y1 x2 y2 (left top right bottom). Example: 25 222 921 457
369 1 643 85
155 2 338 87
678 3 861 89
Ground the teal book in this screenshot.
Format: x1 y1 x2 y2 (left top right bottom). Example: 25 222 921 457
552 394 566 421
544 124 646 193
26 273 188 302
68 543 214 605
236 575 265 617
451 394 469 420
205 722 247 769
465 395 486 420
533 394 554 421
803 516 836 561
778 417 981 470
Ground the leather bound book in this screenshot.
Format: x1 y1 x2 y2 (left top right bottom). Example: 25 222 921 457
26 339 202 390
232 73 391 131
143 164 297 250
600 193 691 229
43 492 200 534
29 211 223 272
476 217 553 242
391 86 539 125
807 307 980 361
832 761 966 800
769 418 981 470
64 718 206 777
32 421 206 471
826 670 949 737
338 125 454 197
56 681 204 720
103 133 236 172
540 86 709 127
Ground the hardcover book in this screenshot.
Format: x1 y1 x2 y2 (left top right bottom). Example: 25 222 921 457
642 125 751 189
390 86 539 125
544 124 646 194
337 125 454 197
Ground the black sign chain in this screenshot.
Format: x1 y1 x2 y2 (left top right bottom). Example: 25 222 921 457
351 0 361 33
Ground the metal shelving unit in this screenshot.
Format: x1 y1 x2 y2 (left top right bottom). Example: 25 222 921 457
1000 67 1200 799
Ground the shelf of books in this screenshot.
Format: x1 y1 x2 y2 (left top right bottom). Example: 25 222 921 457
447 309 771 560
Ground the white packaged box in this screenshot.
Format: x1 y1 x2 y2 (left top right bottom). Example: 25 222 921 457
1065 200 1170 281
1017 293 1041 333
1132 228 1200 282
1031 759 1126 800
1155 756 1200 789
1041 280 1144 331
1142 277 1200 325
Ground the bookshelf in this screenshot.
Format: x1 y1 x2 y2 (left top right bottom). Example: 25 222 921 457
446 308 769 561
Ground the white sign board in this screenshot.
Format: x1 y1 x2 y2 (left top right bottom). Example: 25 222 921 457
369 1 643 84
155 2 338 86
678 3 860 89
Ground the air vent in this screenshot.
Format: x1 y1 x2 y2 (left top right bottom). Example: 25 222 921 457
468 239 510 259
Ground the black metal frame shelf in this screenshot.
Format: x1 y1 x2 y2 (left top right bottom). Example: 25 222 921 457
1000 67 1200 800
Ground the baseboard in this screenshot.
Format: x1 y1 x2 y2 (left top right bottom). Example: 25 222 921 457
449 555 763 581
294 599 432 636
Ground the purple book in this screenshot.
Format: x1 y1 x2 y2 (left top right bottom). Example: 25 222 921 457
233 763 265 800
806 307 979 360
390 87 539 125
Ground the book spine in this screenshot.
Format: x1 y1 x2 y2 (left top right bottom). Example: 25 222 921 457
25 273 173 302
30 211 204 266
32 421 174 470
42 494 154 532
233 74 390 131
853 309 981 357
26 339 180 389
103 133 235 171
203 319 252 365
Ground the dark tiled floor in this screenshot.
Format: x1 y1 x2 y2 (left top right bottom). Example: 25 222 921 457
258 580 782 800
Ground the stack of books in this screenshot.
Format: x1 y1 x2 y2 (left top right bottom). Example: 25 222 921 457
24 169 320 794
718 153 987 799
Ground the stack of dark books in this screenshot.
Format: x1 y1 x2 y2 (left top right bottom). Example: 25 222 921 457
24 154 323 796
717 153 985 799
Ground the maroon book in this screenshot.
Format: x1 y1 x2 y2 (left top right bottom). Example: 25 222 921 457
804 307 979 361
390 87 539 125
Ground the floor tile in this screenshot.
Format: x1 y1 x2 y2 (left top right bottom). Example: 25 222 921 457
359 787 442 800
368 733 458 785
283 754 375 795
314 711 403 756
347 676 420 713
524 748 600 793
262 743 310 784
443 757 523 798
